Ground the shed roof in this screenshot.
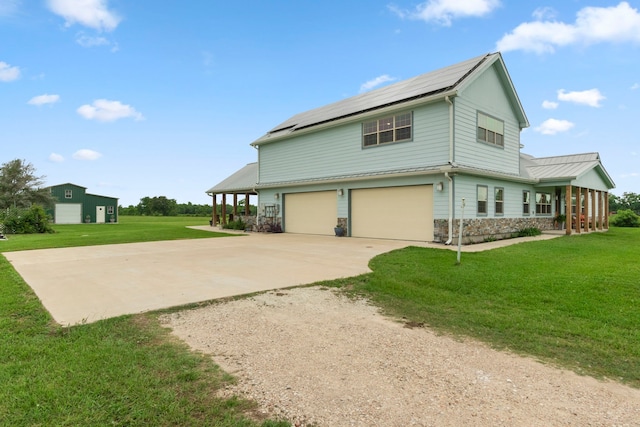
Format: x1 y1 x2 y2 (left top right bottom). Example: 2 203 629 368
252 52 528 145
206 162 258 194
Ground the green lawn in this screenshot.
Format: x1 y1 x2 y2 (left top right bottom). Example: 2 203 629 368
0 215 237 252
1 218 639 426
322 227 640 387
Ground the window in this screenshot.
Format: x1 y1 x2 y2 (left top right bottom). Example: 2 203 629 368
495 187 504 215
65 190 72 199
536 192 552 215
363 112 412 147
107 206 114 214
477 185 488 215
477 112 504 147
523 191 530 215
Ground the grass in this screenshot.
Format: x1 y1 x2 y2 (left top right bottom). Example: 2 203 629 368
322 227 640 387
0 216 288 426
1 217 639 425
0 216 237 252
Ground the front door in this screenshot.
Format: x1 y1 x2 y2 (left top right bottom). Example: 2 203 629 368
96 206 105 223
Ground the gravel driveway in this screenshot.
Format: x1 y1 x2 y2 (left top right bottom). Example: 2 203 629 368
162 286 640 427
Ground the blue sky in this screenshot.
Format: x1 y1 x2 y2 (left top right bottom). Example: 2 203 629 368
1 0 639 206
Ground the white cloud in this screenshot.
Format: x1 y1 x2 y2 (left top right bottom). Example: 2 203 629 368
72 149 102 161
28 94 60 106
535 118 575 135
496 2 640 53
532 7 557 21
542 100 558 109
47 0 121 31
389 0 500 26
77 99 144 122
360 74 396 92
76 33 109 47
49 153 65 163
557 88 605 107
631 83 640 90
0 61 20 82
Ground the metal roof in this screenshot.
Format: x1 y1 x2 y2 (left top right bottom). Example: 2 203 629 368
522 152 615 188
252 53 496 145
206 162 258 194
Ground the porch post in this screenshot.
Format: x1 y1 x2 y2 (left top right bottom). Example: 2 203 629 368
575 186 581 234
221 194 227 226
212 194 217 226
598 191 604 231
244 193 250 215
233 193 238 218
565 185 572 235
605 191 610 229
583 188 589 232
590 189 596 231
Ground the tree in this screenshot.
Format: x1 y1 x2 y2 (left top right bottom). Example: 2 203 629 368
0 159 54 209
609 192 640 215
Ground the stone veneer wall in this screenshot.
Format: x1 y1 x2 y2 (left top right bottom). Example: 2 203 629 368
434 217 555 244
256 215 281 232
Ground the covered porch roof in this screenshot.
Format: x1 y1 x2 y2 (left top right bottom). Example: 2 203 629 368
205 162 258 196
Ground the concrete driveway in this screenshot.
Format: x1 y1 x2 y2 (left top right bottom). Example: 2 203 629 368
4 231 429 325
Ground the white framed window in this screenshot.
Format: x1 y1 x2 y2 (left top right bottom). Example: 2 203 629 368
523 190 530 215
65 190 72 199
477 112 504 147
477 185 488 215
363 111 412 147
536 192 552 215
495 187 504 215
107 206 114 214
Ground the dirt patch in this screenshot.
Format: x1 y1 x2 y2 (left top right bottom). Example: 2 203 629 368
160 286 640 426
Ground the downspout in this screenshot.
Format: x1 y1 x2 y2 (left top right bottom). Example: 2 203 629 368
445 96 454 245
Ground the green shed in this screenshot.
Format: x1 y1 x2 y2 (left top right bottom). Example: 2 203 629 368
48 183 118 224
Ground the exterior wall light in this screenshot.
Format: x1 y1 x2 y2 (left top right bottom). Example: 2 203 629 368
274 193 280 200
337 189 344 196
436 182 444 192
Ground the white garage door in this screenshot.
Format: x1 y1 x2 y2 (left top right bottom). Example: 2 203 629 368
351 185 433 241
55 203 82 224
284 191 336 235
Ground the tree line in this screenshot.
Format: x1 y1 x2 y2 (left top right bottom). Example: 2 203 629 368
119 196 256 217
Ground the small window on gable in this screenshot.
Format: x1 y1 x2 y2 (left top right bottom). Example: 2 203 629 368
477 112 504 147
477 185 488 215
363 112 412 147
65 189 72 199
495 187 504 215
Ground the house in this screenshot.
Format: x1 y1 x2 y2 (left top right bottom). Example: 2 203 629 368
208 52 615 243
48 183 118 224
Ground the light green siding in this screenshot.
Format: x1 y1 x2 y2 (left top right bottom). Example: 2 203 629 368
453 64 521 175
258 103 450 184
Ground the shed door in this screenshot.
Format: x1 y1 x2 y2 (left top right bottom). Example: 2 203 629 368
284 191 336 235
351 185 433 241
55 203 82 224
96 206 105 223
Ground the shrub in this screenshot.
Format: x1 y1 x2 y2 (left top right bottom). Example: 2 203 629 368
0 205 54 234
517 227 541 237
610 209 640 228
222 219 246 230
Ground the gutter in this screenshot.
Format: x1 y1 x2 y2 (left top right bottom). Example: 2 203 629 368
445 95 454 245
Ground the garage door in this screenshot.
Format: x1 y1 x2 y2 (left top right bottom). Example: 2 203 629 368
55 203 82 224
284 191 336 235
351 185 433 241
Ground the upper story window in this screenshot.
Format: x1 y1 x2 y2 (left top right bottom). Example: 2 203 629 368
477 185 488 215
65 190 72 199
363 112 412 147
477 112 504 147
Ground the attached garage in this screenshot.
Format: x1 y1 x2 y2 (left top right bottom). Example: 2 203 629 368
54 203 82 224
351 185 433 241
284 191 337 235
